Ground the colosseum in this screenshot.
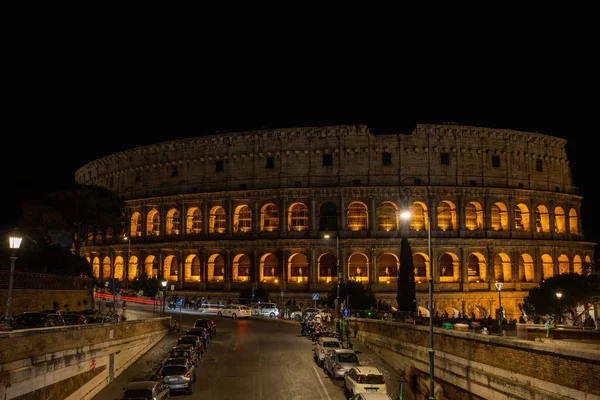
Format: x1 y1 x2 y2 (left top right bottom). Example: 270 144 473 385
75 124 596 319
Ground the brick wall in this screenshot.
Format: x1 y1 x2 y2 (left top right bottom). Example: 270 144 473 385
0 289 94 315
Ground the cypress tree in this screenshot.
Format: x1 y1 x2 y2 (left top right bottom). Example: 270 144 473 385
396 237 416 314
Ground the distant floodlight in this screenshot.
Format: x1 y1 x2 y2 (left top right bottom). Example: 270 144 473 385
400 210 412 220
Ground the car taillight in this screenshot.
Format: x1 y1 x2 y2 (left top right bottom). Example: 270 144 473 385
381 375 385 383
336 365 343 370
184 371 190 378
357 376 361 383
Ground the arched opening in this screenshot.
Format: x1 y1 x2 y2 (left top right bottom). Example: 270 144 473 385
408 202 428 231
558 254 570 274
514 203 530 231
164 255 179 281
144 255 158 278
519 254 535 282
378 253 398 284
490 202 508 231
436 200 457 231
348 253 368 283
377 202 398 231
288 253 309 283
569 208 579 234
573 255 583 274
417 306 430 318
146 209 160 236
208 254 225 282
554 207 566 234
233 254 251 282
493 253 512 282
465 201 483 230
114 256 124 281
260 253 279 283
439 253 459 282
130 212 142 237
93 257 100 279
102 256 112 279
234 205 252 233
128 256 138 281
535 205 550 233
260 203 279 232
288 202 309 232
541 254 553 280
347 202 368 231
443 306 460 318
319 202 338 231
166 208 180 235
318 253 338 283
467 253 487 282
209 206 226 234
185 254 201 282
413 253 428 282
186 207 202 234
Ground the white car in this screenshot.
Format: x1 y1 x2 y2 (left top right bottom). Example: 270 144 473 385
291 307 324 321
217 304 252 319
251 303 280 318
323 349 359 379
350 393 392 400
313 337 342 366
344 366 387 397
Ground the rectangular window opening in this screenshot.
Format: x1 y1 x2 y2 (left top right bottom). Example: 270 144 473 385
266 156 275 169
536 159 543 172
216 160 224 172
440 153 450 166
492 155 500 168
322 154 333 166
382 152 392 165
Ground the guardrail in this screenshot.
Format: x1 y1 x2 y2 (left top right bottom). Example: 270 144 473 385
0 270 93 290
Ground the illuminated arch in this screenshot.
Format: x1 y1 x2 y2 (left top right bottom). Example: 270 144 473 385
377 202 398 231
234 205 252 233
102 256 111 279
514 203 530 231
573 255 583 274
493 253 511 282
130 212 142 237
114 256 124 281
436 200 457 231
128 256 138 280
467 252 487 282
260 253 279 283
166 208 180 235
558 254 570 274
144 255 158 278
260 203 279 232
535 205 550 233
92 257 100 278
490 202 508 231
233 253 251 282
348 253 368 283
554 207 566 234
465 201 483 231
518 253 535 282
288 253 309 283
318 253 338 283
146 208 160 236
208 254 225 282
439 253 459 282
569 208 579 234
541 254 553 280
408 202 428 231
378 253 398 284
163 255 179 281
288 202 309 231
347 202 368 231
186 207 202 234
209 206 226 234
413 253 429 282
185 254 201 282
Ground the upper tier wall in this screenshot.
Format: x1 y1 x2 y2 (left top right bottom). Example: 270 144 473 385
75 124 575 199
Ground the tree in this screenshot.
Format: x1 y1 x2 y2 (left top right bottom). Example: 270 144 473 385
327 280 376 310
396 237 416 314
240 283 268 303
523 273 600 321
130 276 160 298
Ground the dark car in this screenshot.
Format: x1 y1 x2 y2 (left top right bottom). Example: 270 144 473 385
10 312 55 329
176 335 202 354
121 380 170 400
193 318 216 336
168 345 200 366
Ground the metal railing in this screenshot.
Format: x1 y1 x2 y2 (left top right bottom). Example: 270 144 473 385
0 271 93 290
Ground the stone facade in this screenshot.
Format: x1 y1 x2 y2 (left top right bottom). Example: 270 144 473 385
75 124 595 319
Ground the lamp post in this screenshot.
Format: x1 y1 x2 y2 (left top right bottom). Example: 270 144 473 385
398 176 434 400
495 281 503 334
324 232 342 332
2 231 23 331
124 236 131 288
161 280 168 316
556 292 563 324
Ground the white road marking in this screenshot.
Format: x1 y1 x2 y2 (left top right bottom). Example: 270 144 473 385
311 363 333 400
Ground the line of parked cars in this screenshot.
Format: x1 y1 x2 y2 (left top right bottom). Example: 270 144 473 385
120 318 217 399
1 309 115 330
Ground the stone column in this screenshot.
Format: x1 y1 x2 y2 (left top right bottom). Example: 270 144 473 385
340 246 348 282
141 207 148 237
253 249 259 284
310 198 317 234
159 205 166 237
461 247 469 288
458 195 466 231
179 250 184 290
507 197 515 233
202 202 209 234
370 248 377 284
340 196 347 231
158 250 164 280
253 201 260 236
281 197 288 233
226 199 233 237
180 202 187 236
310 246 317 286
369 198 376 233
224 250 231 291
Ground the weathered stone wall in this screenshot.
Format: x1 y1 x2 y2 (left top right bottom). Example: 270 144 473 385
0 289 94 315
348 318 600 400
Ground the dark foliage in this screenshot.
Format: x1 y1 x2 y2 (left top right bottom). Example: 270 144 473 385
397 237 416 313
327 280 377 310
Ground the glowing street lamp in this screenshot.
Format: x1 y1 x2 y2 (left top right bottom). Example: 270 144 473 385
161 280 168 316
2 231 23 331
556 292 563 324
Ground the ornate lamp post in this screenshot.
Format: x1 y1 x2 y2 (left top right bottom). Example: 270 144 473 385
398 177 434 400
495 281 504 333
161 280 168 316
325 232 342 332
556 292 563 324
124 236 131 288
2 231 23 331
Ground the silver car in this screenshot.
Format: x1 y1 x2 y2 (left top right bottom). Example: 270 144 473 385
157 358 196 394
323 349 360 379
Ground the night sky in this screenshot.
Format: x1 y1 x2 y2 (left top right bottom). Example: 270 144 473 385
3 65 598 249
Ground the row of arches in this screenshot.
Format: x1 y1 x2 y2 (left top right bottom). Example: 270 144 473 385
128 201 580 237
90 251 591 285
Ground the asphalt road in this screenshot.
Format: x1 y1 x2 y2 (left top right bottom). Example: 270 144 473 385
93 303 402 400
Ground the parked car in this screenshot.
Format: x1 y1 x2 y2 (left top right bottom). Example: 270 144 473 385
323 349 359 379
344 366 387 397
314 336 342 366
176 335 202 354
193 318 217 336
121 381 170 400
10 312 65 329
349 393 392 400
251 303 280 318
157 357 196 394
168 345 200 366
218 304 252 319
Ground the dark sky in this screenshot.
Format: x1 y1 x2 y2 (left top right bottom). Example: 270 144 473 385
3 51 598 248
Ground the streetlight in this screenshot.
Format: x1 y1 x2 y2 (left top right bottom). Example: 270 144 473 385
324 232 341 332
398 176 434 400
495 281 504 334
124 236 131 288
556 292 563 324
161 280 168 316
2 231 22 331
